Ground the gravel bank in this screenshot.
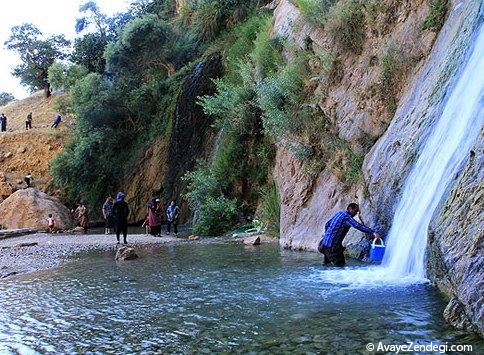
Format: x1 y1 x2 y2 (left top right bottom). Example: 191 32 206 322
0 233 202 279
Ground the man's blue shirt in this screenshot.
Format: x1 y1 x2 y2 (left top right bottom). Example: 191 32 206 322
320 210 374 248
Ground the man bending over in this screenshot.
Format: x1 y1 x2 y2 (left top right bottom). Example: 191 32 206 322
318 203 380 266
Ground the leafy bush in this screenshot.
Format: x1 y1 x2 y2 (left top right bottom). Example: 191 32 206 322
294 0 337 27
53 96 73 116
422 0 448 31
193 1 223 40
326 0 366 54
193 196 237 236
50 128 131 208
344 150 364 184
251 18 284 79
48 62 89 90
105 14 174 77
71 33 108 73
378 45 409 114
184 163 238 236
256 54 310 139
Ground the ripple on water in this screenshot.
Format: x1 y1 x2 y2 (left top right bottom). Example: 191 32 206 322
0 243 482 354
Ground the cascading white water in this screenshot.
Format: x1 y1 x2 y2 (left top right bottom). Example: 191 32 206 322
381 22 484 280
311 22 484 287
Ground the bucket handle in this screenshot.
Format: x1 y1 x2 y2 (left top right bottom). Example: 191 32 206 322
372 237 385 247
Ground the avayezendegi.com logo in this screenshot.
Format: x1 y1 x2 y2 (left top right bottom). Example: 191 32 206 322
365 341 473 353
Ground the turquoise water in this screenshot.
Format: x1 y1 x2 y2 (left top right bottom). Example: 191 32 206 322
0 243 481 354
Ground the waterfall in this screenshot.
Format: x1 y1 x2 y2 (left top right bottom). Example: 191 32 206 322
381 23 484 279
311 22 483 287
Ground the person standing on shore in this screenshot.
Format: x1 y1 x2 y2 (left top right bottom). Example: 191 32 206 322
25 112 32 130
24 173 33 188
113 192 130 244
75 203 89 233
47 214 55 233
166 200 180 237
102 196 114 235
148 198 161 237
1 113 7 132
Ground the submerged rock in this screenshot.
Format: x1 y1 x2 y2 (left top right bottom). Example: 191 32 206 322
244 236 261 246
1 242 38 249
71 226 85 234
115 247 139 261
0 188 74 231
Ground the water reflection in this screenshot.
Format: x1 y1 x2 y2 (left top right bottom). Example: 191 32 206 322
0 244 481 353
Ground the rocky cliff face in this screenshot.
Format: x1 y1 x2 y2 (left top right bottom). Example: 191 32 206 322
273 0 437 251
272 0 483 335
428 136 483 336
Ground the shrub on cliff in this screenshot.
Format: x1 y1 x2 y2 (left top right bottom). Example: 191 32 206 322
326 0 366 54
193 196 237 236
48 63 89 91
294 0 337 27
422 0 448 31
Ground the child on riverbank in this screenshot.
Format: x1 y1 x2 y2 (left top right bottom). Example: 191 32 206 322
141 214 150 234
47 214 55 233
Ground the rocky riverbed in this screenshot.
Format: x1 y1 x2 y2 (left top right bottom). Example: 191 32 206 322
0 232 277 279
0 233 194 279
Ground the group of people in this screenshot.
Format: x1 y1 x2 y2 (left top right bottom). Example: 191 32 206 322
142 198 180 237
101 194 180 244
0 112 62 132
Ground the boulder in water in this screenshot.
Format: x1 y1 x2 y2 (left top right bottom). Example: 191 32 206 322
0 188 74 231
244 236 261 246
188 235 200 241
71 226 85 234
115 246 139 261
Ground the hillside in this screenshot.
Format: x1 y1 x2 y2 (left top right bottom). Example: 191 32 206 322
0 92 70 201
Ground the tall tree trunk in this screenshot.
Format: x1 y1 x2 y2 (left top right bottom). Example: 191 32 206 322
43 83 51 98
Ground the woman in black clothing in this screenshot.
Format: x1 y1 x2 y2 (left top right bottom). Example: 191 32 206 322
113 192 130 244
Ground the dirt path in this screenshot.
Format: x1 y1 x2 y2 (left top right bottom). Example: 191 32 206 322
0 233 201 279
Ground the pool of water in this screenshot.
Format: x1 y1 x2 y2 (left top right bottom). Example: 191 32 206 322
0 243 481 354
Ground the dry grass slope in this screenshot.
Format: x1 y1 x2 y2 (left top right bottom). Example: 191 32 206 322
0 91 72 201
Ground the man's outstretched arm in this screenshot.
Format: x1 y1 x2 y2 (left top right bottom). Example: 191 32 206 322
346 216 374 235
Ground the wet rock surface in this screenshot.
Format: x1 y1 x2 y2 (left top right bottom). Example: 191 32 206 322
274 0 438 252
243 236 261 246
428 137 484 337
115 246 139 261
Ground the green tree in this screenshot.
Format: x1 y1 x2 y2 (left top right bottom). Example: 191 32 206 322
0 92 15 106
48 62 89 91
4 24 70 97
105 14 175 77
71 33 108 73
71 1 132 73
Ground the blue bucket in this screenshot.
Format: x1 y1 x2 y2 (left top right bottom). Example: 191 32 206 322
369 238 385 262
